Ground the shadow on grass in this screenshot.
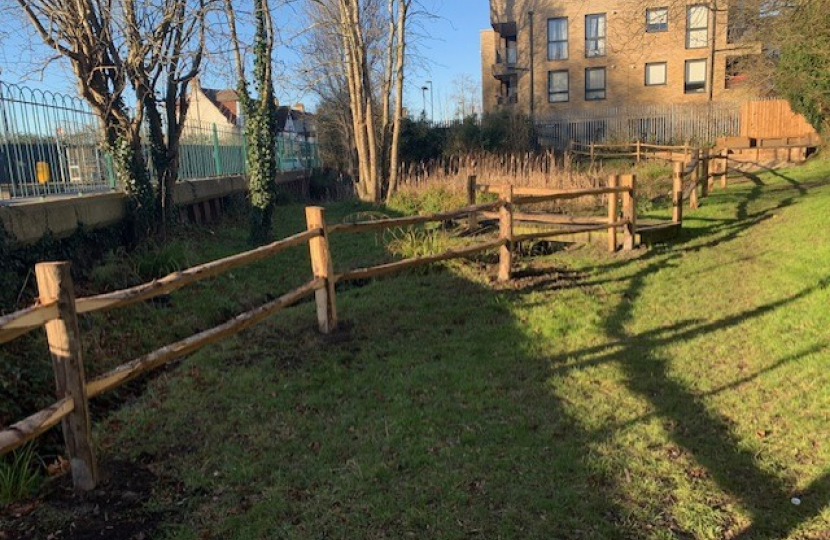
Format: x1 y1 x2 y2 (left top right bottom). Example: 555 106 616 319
535 175 830 538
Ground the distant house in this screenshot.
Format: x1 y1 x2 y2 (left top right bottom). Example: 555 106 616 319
186 80 241 130
275 104 318 170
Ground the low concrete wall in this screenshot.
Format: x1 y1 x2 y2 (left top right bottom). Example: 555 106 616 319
0 192 127 246
0 171 310 246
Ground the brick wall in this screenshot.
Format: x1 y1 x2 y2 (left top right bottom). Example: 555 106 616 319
482 0 759 117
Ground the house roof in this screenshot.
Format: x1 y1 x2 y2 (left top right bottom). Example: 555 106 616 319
276 106 316 135
201 87 240 125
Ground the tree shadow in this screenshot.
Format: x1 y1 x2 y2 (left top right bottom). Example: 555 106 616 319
539 242 830 538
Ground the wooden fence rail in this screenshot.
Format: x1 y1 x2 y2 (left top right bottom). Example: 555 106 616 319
0 180 644 491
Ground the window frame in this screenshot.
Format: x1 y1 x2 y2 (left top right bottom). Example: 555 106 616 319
686 5 709 49
684 59 707 94
547 17 569 61
644 62 668 86
585 13 607 58
548 70 570 103
585 67 607 101
646 7 669 33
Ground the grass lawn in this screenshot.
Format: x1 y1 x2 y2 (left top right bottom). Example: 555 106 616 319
5 158 830 539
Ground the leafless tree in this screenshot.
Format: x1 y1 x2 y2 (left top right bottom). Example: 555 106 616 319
14 0 209 233
301 0 416 203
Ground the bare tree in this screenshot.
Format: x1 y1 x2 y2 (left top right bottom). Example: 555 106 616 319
301 0 415 203
449 74 480 119
14 0 209 235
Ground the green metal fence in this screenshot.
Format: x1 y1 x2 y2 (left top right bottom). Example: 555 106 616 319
1 82 320 201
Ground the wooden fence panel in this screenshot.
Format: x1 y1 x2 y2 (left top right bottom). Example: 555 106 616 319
740 100 818 139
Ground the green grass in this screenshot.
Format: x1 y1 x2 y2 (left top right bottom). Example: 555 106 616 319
8 157 830 538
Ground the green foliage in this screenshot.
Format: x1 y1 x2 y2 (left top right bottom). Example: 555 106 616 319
242 0 279 245
107 137 156 241
399 118 447 163
399 111 538 164
383 226 456 261
0 444 41 504
773 1 830 136
386 185 466 215
129 240 193 282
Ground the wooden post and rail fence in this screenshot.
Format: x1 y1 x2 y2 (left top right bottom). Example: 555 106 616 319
2 173 703 492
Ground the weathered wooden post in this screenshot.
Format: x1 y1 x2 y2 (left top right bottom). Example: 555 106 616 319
719 152 728 189
635 140 642 164
622 174 637 251
672 161 684 224
607 174 619 252
498 186 514 282
590 143 595 162
467 175 478 232
690 149 700 210
701 148 710 199
305 207 338 333
35 262 98 491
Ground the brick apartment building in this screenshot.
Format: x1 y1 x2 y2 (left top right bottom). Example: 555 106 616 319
481 0 760 117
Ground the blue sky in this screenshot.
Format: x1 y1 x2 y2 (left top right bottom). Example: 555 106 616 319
0 0 491 120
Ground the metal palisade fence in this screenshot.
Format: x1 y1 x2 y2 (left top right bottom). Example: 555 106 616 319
536 101 744 150
0 82 320 200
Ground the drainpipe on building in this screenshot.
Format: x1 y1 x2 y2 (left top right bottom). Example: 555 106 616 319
528 10 535 121
708 0 717 102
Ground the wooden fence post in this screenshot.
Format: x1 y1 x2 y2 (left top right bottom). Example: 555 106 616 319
467 175 478 232
35 262 98 491
590 143 595 162
607 174 619 252
672 162 683 224
701 148 710 199
719 153 728 189
635 140 641 163
622 174 637 251
690 149 700 210
498 186 514 282
305 207 338 334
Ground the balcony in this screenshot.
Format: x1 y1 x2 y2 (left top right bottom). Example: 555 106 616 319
496 95 518 106
490 0 517 36
492 62 518 80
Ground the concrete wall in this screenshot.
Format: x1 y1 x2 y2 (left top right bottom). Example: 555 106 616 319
0 171 311 246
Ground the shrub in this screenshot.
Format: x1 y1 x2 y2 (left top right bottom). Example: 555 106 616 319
0 444 41 504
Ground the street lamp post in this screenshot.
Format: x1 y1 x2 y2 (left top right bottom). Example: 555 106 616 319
425 80 434 121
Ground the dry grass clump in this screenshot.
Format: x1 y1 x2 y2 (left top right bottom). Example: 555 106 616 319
393 153 672 216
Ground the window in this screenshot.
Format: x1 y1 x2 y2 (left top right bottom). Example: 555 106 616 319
684 59 707 93
686 5 709 48
548 70 569 102
725 56 750 88
548 18 568 60
645 62 667 85
646 7 668 32
585 67 606 100
506 37 517 65
585 14 606 57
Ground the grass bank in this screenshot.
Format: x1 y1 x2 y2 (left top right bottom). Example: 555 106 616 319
4 157 830 539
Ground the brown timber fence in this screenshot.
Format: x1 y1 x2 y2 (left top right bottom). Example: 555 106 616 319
0 177 654 491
